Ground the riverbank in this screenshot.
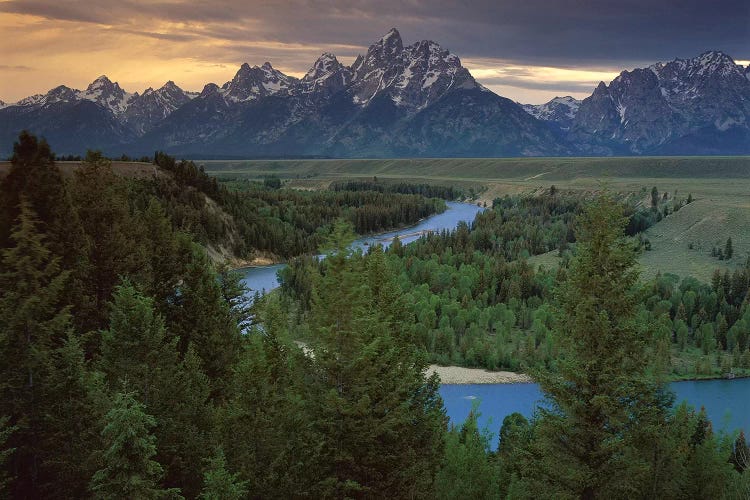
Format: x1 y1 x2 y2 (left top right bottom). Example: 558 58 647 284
428 365 532 384
429 365 750 385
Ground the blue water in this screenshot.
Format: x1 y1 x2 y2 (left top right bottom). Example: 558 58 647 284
240 201 484 294
439 378 750 448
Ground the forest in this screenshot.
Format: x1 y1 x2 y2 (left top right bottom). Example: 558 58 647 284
0 132 749 498
281 190 750 378
154 157 446 260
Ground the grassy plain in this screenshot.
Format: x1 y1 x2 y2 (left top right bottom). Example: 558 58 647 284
203 156 750 282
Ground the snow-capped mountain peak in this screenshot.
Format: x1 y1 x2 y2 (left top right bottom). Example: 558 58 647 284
220 62 296 102
303 53 341 80
348 29 476 108
569 50 750 154
300 53 352 95
522 96 581 131
123 80 199 134
378 28 404 56
78 75 133 115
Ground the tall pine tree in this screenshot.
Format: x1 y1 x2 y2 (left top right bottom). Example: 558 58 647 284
525 194 674 498
305 230 445 497
0 200 74 497
89 391 179 499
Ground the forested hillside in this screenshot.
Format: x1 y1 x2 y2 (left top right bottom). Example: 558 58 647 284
0 132 748 498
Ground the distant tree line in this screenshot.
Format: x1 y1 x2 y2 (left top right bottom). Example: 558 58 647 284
330 180 462 200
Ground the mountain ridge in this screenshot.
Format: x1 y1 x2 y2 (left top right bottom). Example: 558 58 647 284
1 32 748 157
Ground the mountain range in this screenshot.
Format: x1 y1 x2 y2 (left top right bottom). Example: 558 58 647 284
1 28 748 158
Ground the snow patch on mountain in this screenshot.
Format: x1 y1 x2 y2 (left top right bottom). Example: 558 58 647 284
77 76 133 115
220 62 296 103
348 29 477 110
522 96 581 131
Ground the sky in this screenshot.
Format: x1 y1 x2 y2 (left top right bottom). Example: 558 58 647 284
0 0 748 104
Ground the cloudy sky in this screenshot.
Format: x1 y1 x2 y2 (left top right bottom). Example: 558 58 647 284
1 0 748 104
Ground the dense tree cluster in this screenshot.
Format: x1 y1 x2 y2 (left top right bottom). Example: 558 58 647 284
218 180 446 257
282 189 750 377
642 267 750 376
0 133 446 498
152 156 447 259
330 180 462 200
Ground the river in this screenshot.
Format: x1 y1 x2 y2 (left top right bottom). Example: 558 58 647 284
239 201 485 294
440 378 750 448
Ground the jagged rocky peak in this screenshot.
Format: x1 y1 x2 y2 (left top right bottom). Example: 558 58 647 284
161 80 180 91
569 49 750 155
374 28 404 59
15 85 79 107
351 28 404 79
304 53 343 80
301 53 352 94
348 28 477 108
122 79 198 134
221 61 295 102
80 75 132 114
522 96 582 132
200 83 220 96
48 85 80 101
688 50 740 75
523 96 581 119
649 50 746 85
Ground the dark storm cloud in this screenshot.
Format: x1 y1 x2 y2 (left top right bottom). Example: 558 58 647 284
2 0 747 65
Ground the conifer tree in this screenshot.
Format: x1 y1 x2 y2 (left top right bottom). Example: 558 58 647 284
218 267 253 332
152 345 214 498
41 332 107 497
100 285 212 496
526 193 674 498
89 391 179 499
71 150 137 331
166 248 242 395
305 226 445 497
0 416 16 496
0 132 90 314
434 409 498 500
218 294 320 497
725 237 734 259
100 284 179 405
0 200 74 496
198 448 247 500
